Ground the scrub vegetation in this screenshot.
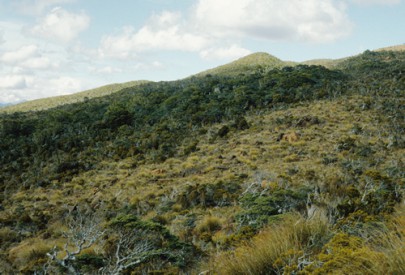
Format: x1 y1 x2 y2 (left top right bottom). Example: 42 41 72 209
0 49 404 274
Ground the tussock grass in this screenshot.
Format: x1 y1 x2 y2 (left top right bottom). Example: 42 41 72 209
372 205 405 274
208 214 330 274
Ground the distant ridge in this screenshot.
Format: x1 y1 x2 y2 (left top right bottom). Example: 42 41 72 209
196 52 294 77
0 80 150 113
303 44 405 68
2 44 404 114
376 44 405 52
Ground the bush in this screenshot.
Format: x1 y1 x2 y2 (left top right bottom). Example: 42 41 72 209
303 233 386 274
237 186 310 228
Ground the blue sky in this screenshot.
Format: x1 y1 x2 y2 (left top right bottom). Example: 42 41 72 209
0 0 404 104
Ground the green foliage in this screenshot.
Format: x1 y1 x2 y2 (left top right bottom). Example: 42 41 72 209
103 102 133 129
74 253 104 272
108 213 195 269
237 186 310 228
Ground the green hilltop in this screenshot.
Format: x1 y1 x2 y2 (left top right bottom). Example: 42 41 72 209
0 48 404 274
196 52 293 76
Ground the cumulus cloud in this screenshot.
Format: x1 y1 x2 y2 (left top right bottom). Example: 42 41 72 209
194 0 352 42
13 0 76 16
0 93 23 104
0 44 57 70
350 0 401 5
0 75 85 103
47 76 83 95
0 75 27 89
0 45 38 64
20 56 53 69
99 11 209 59
29 7 90 43
99 0 352 61
200 45 252 60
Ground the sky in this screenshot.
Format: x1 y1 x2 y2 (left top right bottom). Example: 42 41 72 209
0 0 404 104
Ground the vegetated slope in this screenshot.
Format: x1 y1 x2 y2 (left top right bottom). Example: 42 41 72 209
196 52 295 77
376 44 405 52
302 44 405 68
0 80 150 114
0 50 404 274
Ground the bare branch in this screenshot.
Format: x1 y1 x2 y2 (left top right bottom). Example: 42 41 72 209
47 208 105 274
100 229 164 275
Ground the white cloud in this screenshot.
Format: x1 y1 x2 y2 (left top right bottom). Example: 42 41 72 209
20 56 53 69
0 93 23 104
0 45 38 64
47 76 83 95
200 45 252 60
350 0 401 5
99 0 352 61
0 75 27 89
0 44 57 70
29 7 90 43
0 75 85 103
194 0 352 42
13 0 76 16
99 11 209 59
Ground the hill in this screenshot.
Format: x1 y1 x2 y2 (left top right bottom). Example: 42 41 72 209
3 44 403 114
0 80 150 114
376 44 405 52
0 49 404 274
196 52 294 77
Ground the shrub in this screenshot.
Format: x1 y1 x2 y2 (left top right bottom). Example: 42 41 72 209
303 233 386 274
217 125 230 137
237 186 310 228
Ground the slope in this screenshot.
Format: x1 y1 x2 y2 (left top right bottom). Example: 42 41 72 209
0 80 150 114
0 49 404 274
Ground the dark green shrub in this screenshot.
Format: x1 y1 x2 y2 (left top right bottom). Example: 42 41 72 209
237 187 310 228
217 125 230 137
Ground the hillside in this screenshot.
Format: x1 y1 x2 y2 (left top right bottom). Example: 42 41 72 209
376 44 405 52
0 80 149 114
196 52 294 77
0 50 404 274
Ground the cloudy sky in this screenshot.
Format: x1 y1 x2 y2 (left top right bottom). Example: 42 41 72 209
0 0 404 104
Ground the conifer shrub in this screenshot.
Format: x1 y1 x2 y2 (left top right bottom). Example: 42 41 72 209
237 186 310 229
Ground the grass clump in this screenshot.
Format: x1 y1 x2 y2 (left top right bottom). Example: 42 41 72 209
208 214 330 274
